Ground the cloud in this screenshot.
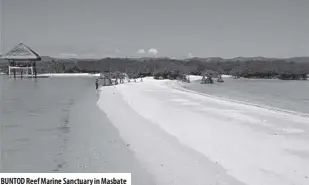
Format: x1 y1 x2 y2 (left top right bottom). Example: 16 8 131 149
137 49 146 54
59 53 78 58
148 48 158 55
115 49 120 53
188 53 193 58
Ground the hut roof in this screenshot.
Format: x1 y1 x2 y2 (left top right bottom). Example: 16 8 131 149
1 43 41 61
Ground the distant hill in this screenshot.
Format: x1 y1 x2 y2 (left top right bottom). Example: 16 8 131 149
185 57 224 62
1 55 309 64
40 56 55 62
185 56 309 63
286 57 309 63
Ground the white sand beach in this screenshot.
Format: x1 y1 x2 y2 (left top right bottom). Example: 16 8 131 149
97 77 309 185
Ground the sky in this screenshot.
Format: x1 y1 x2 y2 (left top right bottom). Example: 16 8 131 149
1 0 309 59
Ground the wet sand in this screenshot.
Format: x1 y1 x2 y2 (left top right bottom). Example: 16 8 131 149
61 88 155 184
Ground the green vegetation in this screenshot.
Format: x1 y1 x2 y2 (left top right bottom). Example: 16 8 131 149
0 57 308 80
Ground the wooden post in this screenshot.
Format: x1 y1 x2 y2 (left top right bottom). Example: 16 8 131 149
8 66 11 77
31 67 34 78
12 61 16 78
33 61 37 78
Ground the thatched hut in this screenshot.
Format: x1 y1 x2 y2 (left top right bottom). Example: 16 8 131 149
1 43 41 78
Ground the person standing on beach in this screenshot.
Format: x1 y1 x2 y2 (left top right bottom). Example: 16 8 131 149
95 79 99 90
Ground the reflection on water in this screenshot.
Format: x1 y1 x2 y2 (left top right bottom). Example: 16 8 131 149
0 76 94 172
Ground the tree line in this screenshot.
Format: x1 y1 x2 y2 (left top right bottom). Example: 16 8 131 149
1 57 308 80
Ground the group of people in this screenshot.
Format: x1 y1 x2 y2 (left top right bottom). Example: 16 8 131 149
95 75 144 90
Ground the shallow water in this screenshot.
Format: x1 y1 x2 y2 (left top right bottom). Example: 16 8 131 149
184 78 309 114
0 77 93 172
0 76 155 184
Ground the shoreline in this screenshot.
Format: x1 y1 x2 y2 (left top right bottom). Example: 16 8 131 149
174 81 309 118
0 73 100 78
37 73 100 77
61 87 155 184
1 72 307 81
183 75 309 116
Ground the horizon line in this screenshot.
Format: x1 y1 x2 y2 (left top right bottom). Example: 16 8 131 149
46 55 309 60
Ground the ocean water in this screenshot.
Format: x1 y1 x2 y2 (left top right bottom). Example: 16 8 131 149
184 78 309 114
0 76 93 172
0 76 156 185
